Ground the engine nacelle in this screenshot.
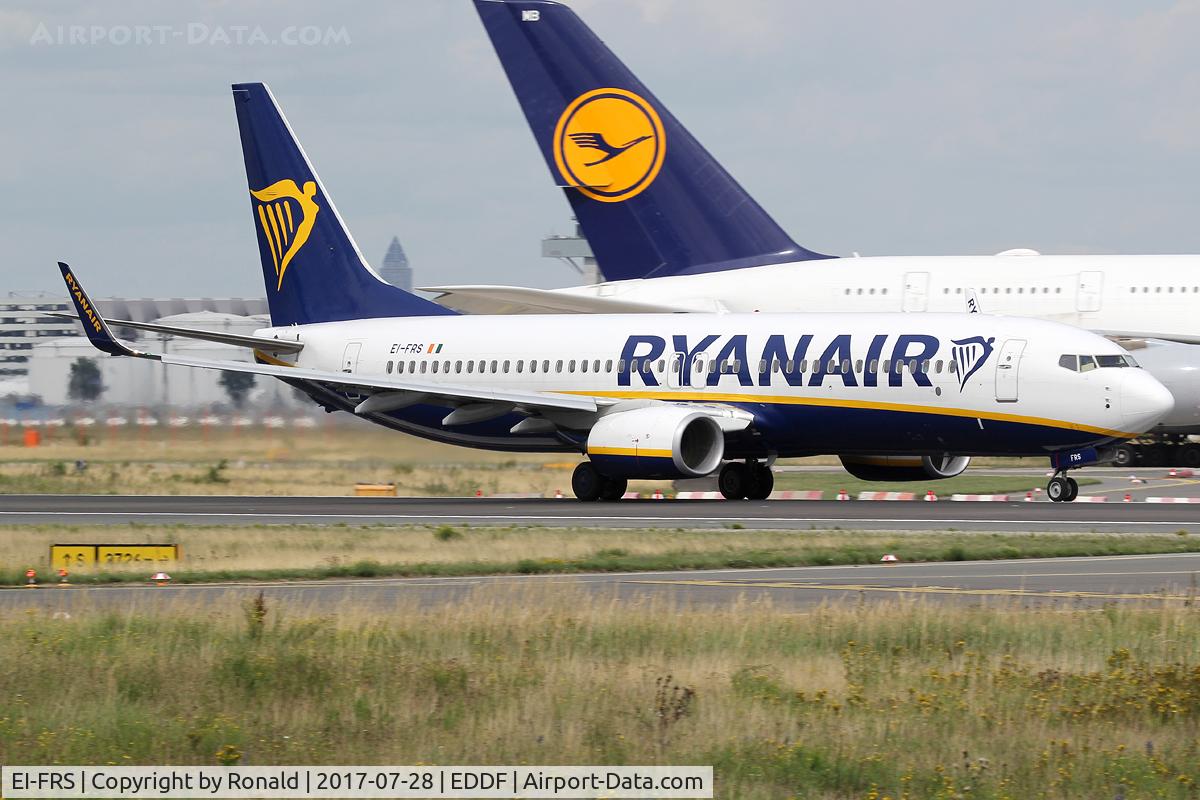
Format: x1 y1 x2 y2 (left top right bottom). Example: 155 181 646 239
587 406 724 479
839 454 971 482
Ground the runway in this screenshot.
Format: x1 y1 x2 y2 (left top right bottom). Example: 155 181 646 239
4 553 1198 612
4 493 1200 531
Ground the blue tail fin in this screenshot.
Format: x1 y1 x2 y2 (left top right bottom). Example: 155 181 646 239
232 83 453 325
473 0 834 282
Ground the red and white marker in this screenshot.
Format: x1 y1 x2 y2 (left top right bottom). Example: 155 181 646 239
151 572 171 586
880 554 899 564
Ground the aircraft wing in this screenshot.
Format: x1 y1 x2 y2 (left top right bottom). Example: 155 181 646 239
1096 330 1200 346
422 284 698 314
57 262 597 415
41 311 303 353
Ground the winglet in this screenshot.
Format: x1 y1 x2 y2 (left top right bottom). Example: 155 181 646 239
57 262 149 358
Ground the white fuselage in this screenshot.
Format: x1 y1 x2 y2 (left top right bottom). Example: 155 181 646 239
260 311 1170 457
549 254 1200 430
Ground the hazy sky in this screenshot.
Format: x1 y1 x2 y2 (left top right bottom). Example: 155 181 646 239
2 0 1199 298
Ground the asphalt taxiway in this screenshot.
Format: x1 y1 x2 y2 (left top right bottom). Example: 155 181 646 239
3 553 1198 611
4 493 1200 531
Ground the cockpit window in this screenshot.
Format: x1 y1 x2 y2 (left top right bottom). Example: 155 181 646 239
1059 353 1139 372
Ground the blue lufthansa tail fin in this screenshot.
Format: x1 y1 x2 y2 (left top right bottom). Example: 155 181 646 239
232 83 453 325
473 0 834 282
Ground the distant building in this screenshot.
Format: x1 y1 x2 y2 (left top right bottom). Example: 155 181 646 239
380 236 412 292
1 292 268 402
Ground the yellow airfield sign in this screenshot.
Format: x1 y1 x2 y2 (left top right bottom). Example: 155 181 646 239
50 544 179 570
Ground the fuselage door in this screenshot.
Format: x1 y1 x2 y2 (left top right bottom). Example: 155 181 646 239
1076 271 1103 312
994 338 1027 403
689 353 708 388
342 341 362 373
666 352 686 389
902 272 930 312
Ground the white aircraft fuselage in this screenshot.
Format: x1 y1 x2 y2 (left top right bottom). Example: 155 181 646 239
256 311 1168 462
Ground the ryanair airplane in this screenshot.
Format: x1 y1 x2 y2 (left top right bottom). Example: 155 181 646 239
429 0 1200 468
57 83 1172 502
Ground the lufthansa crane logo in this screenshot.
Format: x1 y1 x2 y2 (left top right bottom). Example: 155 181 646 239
553 88 665 203
950 336 996 392
250 179 320 290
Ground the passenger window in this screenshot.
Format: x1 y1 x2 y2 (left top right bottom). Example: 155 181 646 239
594 359 601 373
618 359 625 373
605 359 613 372
503 360 510 373
556 360 563 373
580 359 588 373
398 361 405 374
432 361 439 374
800 359 808 373
443 361 450 373
785 359 794 373
934 360 943 374
948 360 956 374
1079 355 1097 372
772 359 781 374
421 362 428 374
466 361 473 374
386 361 393 374
568 360 576 373
868 359 878 373
542 360 550 373
758 359 767 374
841 359 851 374
530 360 537 374
656 359 664 373
882 359 892 373
922 359 931 374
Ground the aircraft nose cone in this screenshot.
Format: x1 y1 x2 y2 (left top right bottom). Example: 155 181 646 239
1121 370 1175 434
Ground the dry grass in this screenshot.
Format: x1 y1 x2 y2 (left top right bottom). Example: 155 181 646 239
6 523 1199 583
1 591 1197 798
0 422 1048 497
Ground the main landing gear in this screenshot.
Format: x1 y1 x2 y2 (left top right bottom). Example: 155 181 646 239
718 461 774 500
1046 472 1079 503
571 462 628 502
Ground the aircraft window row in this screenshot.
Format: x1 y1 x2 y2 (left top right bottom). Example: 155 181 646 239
1058 354 1138 372
1129 286 1200 293
842 288 889 296
382 356 958 378
942 287 1062 295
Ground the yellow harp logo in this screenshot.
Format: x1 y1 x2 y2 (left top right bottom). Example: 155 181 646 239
250 179 320 290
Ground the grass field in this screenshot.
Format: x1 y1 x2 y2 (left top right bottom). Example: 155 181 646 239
2 592 1197 798
0 423 1060 497
4 523 1198 585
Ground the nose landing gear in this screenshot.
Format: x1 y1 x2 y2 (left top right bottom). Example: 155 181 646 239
1046 472 1079 503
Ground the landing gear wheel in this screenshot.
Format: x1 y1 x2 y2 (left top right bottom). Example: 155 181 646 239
599 477 628 502
1112 444 1136 468
1064 477 1079 502
1047 475 1069 502
572 462 604 502
745 464 774 500
718 462 748 500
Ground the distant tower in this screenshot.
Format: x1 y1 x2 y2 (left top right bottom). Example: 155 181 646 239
380 236 412 292
543 219 600 284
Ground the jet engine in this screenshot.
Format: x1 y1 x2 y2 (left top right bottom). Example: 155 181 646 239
839 454 971 481
587 406 725 479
